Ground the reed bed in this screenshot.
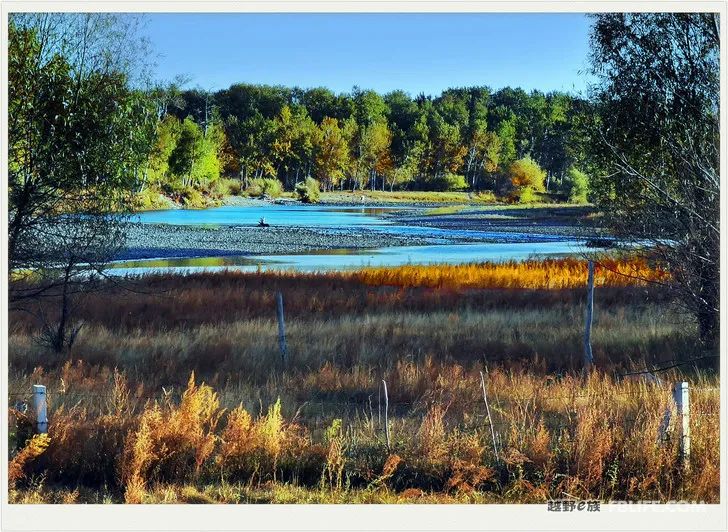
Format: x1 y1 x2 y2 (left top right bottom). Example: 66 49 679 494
343 258 669 290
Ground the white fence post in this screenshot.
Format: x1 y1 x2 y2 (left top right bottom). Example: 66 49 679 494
583 261 595 372
275 291 287 367
480 371 500 463
381 379 390 450
33 385 48 434
673 381 690 469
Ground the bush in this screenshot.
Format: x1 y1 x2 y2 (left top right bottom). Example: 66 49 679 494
180 186 206 208
474 190 497 203
563 167 590 204
208 178 242 198
429 173 468 192
296 177 321 203
515 186 538 203
223 178 243 196
132 188 170 211
158 181 208 208
508 157 546 203
121 374 221 502
247 178 283 198
217 399 306 483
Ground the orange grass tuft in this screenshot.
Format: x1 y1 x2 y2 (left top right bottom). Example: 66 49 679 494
121 373 223 501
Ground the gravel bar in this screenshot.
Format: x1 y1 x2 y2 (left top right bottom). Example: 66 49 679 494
121 223 437 260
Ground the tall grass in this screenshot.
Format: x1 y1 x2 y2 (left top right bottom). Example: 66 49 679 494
8 371 719 503
9 259 672 337
344 258 668 290
8 260 716 503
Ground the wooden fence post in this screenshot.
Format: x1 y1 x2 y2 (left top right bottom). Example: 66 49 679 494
480 371 500 463
381 379 390 450
275 291 287 367
33 385 48 434
673 381 690 469
583 260 595 372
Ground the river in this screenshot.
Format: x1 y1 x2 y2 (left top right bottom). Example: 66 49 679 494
109 204 591 274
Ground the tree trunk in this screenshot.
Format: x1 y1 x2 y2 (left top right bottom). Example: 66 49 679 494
52 265 73 353
697 306 718 353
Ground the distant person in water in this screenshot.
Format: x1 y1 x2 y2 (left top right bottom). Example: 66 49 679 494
258 217 269 227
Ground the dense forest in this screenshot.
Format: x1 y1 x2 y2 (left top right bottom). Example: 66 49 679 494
142 83 592 204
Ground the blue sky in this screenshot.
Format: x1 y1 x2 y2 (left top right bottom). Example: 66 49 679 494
145 13 593 96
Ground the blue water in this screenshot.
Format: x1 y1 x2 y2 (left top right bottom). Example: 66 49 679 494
109 241 588 276
134 205 401 227
135 204 573 243
117 204 590 274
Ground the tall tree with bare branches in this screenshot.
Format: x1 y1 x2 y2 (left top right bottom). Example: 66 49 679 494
588 13 720 353
9 14 155 352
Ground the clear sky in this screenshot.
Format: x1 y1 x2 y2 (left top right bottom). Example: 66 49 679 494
145 13 594 96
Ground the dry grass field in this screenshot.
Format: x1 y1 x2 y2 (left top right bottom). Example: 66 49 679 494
7 260 719 503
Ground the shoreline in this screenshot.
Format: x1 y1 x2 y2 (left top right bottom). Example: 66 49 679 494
120 223 439 261
119 198 602 262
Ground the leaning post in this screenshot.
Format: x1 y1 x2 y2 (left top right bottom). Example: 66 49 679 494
275 291 287 367
583 260 595 372
382 379 390 450
480 371 500 463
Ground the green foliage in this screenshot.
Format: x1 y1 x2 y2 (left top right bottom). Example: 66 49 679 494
168 117 204 183
205 178 232 200
563 167 590 204
151 82 591 203
496 118 517 167
246 178 283 198
588 13 719 349
8 15 155 276
296 177 321 203
313 117 350 190
10 12 598 221
218 178 242 196
429 173 468 192
508 157 546 202
474 190 497 203
516 187 538 204
324 419 343 443
132 188 170 211
146 115 180 187
144 112 226 203
179 186 205 208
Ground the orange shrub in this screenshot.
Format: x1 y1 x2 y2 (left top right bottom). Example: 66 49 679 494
217 399 305 483
121 373 223 502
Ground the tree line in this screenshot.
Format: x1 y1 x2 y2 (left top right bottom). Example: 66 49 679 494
143 82 592 202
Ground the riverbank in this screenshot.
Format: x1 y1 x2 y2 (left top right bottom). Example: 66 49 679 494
121 223 438 260
394 204 601 238
120 199 600 261
139 189 570 211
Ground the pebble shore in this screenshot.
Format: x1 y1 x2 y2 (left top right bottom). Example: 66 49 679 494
121 222 436 260
119 199 599 261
